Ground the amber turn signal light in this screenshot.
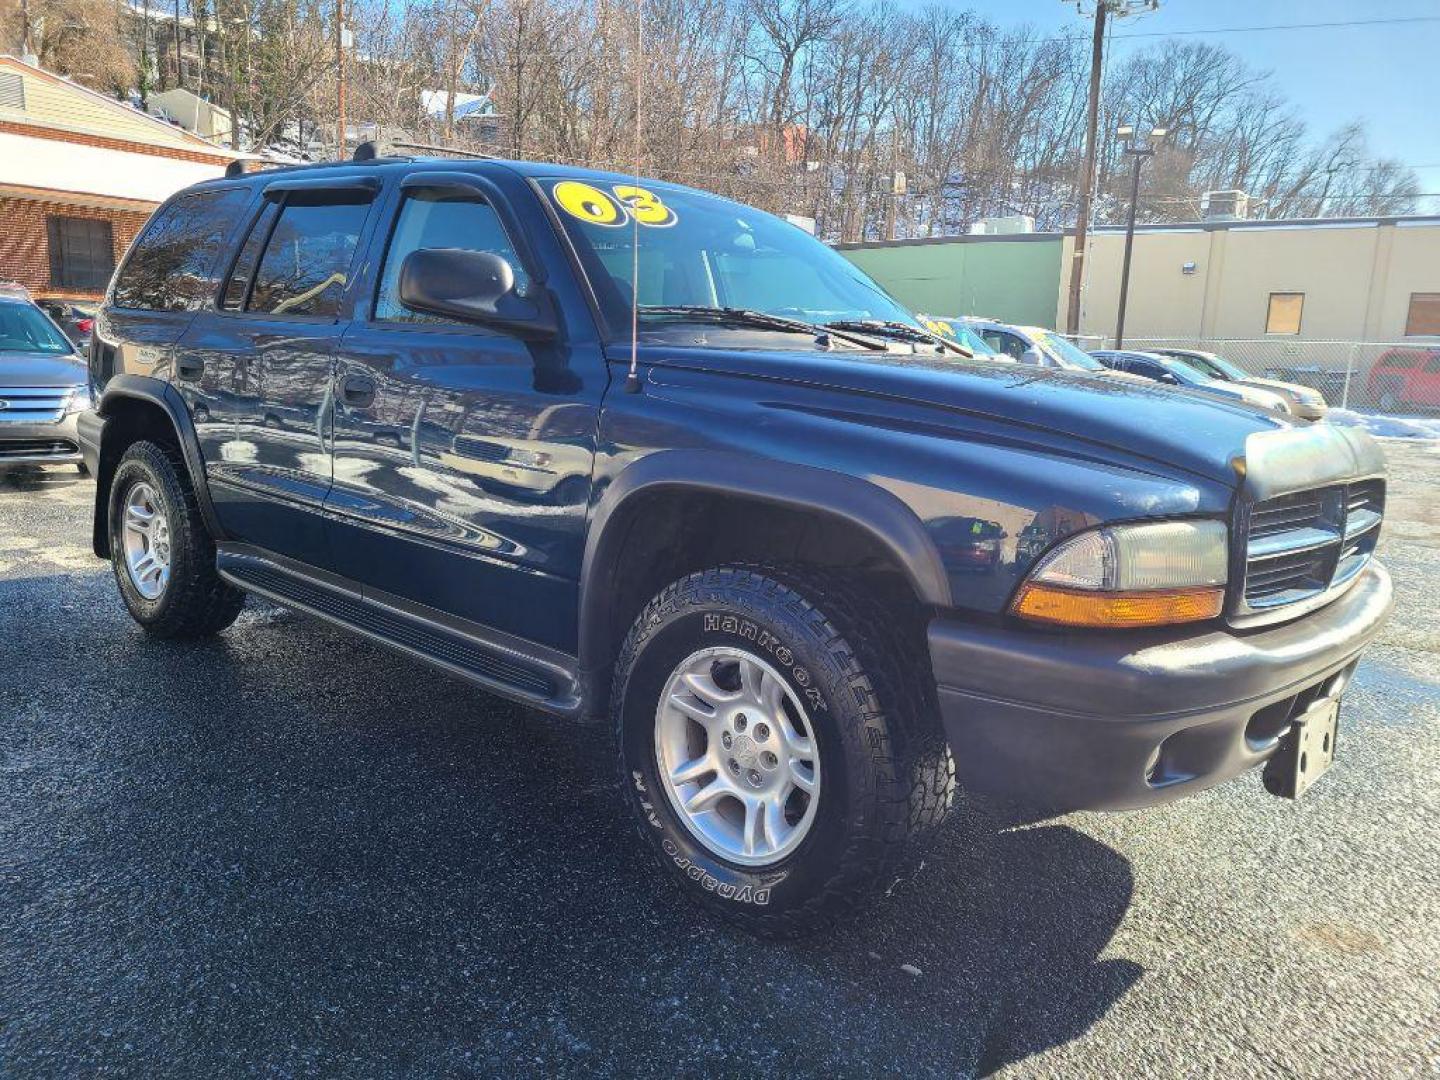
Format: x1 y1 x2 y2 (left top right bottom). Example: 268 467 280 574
1011 583 1225 628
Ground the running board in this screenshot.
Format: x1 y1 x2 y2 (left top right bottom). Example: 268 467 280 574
216 546 582 717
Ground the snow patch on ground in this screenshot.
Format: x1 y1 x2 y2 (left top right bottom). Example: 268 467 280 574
1326 410 1440 441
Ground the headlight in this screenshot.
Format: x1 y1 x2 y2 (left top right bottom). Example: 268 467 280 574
1011 520 1228 628
64 386 92 415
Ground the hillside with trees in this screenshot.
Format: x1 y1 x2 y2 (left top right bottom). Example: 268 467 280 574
2 0 1421 240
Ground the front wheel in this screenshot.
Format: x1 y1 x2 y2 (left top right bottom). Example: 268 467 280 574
108 440 245 638
613 566 954 937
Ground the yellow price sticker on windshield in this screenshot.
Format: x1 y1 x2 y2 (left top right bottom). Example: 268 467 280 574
923 318 954 338
612 185 677 227
553 180 625 227
553 180 678 228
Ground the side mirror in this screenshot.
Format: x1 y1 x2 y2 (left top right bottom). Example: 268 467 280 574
398 248 557 339
1019 346 1045 366
1159 372 1180 385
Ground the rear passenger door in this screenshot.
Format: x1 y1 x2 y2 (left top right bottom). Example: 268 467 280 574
179 177 381 566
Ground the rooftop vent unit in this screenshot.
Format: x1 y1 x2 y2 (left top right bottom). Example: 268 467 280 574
967 214 1036 236
1201 190 1251 221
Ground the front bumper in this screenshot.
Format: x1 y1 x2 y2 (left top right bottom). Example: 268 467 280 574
0 412 83 465
929 561 1392 811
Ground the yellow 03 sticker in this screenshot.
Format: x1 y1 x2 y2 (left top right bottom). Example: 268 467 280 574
612 185 677 227
552 180 625 227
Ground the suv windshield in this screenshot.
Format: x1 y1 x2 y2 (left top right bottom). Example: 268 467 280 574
1033 330 1105 372
0 302 76 355
543 178 919 338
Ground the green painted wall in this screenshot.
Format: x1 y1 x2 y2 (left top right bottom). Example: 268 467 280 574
839 237 1063 328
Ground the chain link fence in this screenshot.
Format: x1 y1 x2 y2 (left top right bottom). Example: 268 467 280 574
1064 337 1440 415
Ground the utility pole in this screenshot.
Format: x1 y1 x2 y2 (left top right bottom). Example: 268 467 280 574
173 0 183 90
1063 0 1160 336
19 0 37 64
1065 2 1106 335
336 0 347 159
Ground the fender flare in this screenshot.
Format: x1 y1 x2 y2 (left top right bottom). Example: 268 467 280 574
576 449 952 680
91 374 225 554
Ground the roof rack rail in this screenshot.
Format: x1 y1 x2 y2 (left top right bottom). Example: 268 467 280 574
388 141 497 160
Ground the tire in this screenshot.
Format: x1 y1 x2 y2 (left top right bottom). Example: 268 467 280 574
108 439 244 638
76 462 89 476
613 565 954 937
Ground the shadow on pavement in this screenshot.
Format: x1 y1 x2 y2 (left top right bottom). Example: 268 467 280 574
1 581 1141 1076
0 463 90 493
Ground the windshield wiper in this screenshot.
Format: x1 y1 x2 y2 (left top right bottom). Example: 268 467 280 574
824 319 971 356
639 306 887 351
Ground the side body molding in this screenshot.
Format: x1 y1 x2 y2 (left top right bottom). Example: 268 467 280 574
90 373 225 555
576 449 953 685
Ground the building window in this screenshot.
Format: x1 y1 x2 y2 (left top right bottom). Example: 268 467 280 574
1265 292 1304 336
1406 293 1440 337
47 216 115 292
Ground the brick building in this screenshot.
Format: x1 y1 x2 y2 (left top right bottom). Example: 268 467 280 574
0 55 245 303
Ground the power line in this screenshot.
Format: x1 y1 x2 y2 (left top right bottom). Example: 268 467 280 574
1108 14 1440 39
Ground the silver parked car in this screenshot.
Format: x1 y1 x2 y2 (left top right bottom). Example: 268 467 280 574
1151 348 1327 420
0 294 90 472
1091 350 1292 414
945 316 1150 382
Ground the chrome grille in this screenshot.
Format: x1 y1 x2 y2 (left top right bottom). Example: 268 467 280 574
0 386 75 424
1241 479 1384 614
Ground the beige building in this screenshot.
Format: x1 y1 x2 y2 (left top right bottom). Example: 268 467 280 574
1059 216 1440 356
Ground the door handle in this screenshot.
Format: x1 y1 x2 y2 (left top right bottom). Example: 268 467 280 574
176 357 204 381
340 373 376 409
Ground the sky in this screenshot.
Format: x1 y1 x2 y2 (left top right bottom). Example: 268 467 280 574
947 0 1440 209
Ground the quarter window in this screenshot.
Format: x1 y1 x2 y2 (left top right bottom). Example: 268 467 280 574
1265 292 1304 336
248 200 369 317
221 202 280 311
111 188 250 310
48 216 114 292
375 192 527 323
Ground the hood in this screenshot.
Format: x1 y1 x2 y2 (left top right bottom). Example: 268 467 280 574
0 350 87 387
637 344 1299 487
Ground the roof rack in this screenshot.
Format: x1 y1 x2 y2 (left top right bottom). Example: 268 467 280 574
224 157 285 178
379 140 497 161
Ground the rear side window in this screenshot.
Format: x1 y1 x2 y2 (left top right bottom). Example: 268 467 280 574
1379 352 1418 370
248 201 369 317
374 192 528 324
112 187 250 311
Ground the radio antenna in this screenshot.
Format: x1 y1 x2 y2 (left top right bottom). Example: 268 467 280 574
624 0 643 393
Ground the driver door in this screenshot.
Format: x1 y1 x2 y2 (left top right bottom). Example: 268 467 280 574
325 172 603 652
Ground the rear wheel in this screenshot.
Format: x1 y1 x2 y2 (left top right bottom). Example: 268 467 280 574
108 440 244 638
613 565 954 937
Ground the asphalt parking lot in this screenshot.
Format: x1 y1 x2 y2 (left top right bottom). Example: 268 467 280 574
3 443 1438 1079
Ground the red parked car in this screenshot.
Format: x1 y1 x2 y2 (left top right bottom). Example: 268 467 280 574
1368 346 1440 411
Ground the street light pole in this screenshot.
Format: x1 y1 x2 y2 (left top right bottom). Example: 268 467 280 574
1114 150 1145 348
1113 123 1167 349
